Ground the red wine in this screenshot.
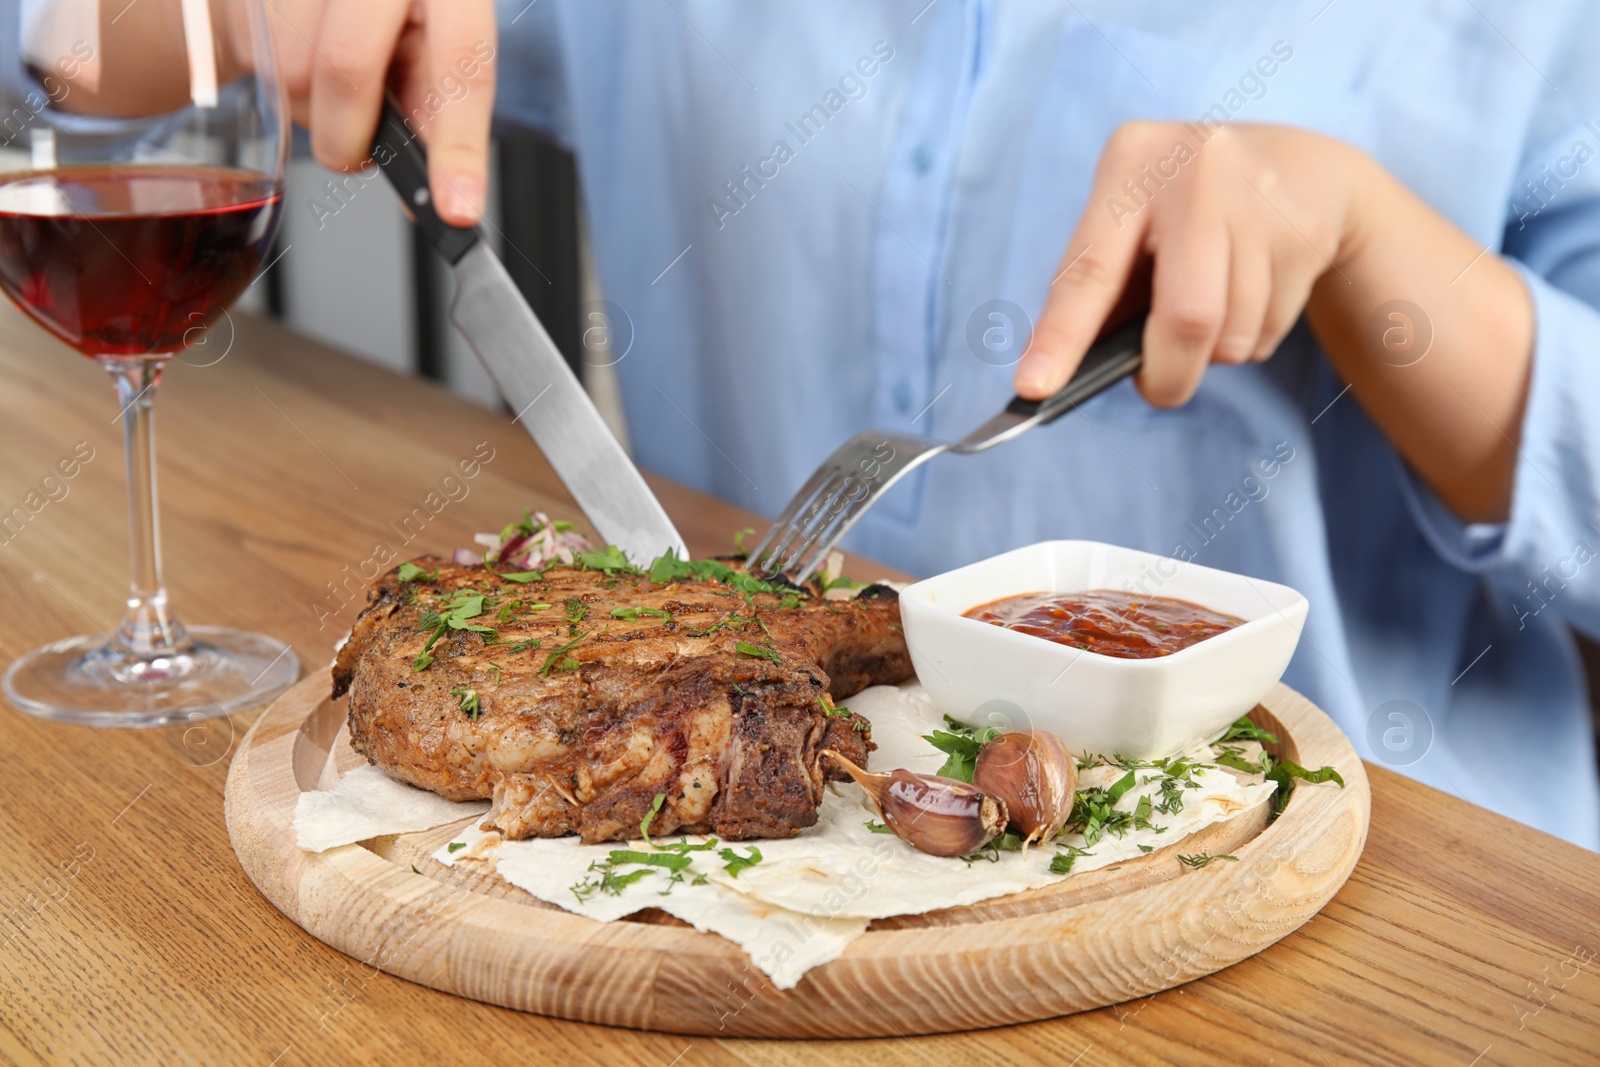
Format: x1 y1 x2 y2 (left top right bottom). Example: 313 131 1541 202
0 166 281 357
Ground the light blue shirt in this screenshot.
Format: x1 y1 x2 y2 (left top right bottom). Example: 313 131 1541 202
495 0 1600 849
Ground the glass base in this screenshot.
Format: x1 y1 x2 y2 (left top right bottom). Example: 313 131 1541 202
3 627 299 728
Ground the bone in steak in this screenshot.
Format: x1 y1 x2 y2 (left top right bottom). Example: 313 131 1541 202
332 557 913 843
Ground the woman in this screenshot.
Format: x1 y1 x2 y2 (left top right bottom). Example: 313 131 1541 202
277 0 1600 848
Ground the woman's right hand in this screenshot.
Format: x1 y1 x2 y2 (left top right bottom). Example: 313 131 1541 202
270 0 498 226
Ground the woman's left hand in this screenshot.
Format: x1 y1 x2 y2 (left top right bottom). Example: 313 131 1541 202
1016 121 1533 524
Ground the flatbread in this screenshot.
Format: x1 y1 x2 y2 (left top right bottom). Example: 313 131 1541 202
293 764 489 852
296 681 1273 987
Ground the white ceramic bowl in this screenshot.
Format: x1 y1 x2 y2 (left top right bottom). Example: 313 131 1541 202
898 540 1308 759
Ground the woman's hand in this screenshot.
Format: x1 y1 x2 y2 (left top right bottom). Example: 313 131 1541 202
1018 121 1533 523
1018 123 1362 405
269 0 498 226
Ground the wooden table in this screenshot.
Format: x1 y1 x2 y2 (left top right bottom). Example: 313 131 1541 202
0 307 1596 1067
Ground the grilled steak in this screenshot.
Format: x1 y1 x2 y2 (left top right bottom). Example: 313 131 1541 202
332 556 912 842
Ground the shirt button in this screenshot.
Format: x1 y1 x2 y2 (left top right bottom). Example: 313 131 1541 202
911 144 935 173
893 380 913 413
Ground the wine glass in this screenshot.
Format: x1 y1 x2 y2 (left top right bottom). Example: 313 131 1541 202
0 0 298 725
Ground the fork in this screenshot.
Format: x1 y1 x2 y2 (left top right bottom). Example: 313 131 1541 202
748 314 1147 583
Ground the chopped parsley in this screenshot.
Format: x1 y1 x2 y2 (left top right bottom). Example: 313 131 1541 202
1049 845 1095 874
1264 754 1345 817
610 606 672 621
686 613 756 638
1219 716 1280 745
397 561 438 582
640 793 666 846
922 716 1002 783
509 637 540 654
1213 744 1263 775
575 545 641 576
449 687 481 721
645 550 804 601
864 820 891 834
570 792 718 901
817 694 871 733
539 631 590 676
447 841 467 854
412 589 500 671
1065 770 1140 846
963 832 1024 865
718 846 763 878
411 864 423 875
734 640 781 665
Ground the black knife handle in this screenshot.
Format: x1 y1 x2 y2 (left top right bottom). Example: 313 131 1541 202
1005 313 1146 426
370 95 480 266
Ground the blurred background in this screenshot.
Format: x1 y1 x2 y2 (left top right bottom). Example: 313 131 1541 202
244 130 632 447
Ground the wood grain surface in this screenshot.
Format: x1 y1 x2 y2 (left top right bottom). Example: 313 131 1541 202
225 669 1364 1037
1 306 1598 1064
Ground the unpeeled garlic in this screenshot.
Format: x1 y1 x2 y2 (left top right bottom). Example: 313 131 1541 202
972 728 1076 847
824 750 1008 857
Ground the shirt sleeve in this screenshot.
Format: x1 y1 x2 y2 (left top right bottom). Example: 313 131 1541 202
1397 114 1600 637
491 0 573 147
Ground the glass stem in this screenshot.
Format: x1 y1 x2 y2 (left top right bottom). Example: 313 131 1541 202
104 357 191 659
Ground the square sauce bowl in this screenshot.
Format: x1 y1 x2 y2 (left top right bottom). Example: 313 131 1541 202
897 541 1308 759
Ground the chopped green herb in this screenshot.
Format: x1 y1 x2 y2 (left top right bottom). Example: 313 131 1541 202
1178 853 1239 869
735 640 782 665
1219 716 1280 745
1049 845 1095 874
1213 745 1264 775
539 630 590 676
509 637 540 653
686 613 756 638
449 687 481 721
610 606 672 621
963 832 1025 864
447 841 467 854
731 527 756 556
1132 793 1155 831
864 820 891 834
640 793 666 846
397 561 437 582
1106 769 1138 803
575 545 641 576
411 863 423 875
645 550 804 600
719 846 762 877
1065 769 1141 846
922 716 1002 783
1137 844 1155 854
1263 754 1345 818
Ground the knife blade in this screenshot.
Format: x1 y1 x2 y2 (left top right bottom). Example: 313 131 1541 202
370 97 687 564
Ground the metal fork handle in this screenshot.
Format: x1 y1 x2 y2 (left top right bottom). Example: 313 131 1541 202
954 313 1146 454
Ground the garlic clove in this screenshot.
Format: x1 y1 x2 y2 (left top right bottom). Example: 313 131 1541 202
824 750 1008 858
972 728 1077 848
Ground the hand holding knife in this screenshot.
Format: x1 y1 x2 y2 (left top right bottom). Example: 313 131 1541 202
369 97 688 565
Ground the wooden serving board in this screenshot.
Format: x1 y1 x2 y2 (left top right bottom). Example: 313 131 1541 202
225 669 1369 1038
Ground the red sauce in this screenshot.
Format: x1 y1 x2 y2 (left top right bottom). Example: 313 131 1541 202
963 589 1244 659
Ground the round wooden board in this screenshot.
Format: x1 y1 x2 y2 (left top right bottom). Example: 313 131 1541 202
225 669 1369 1038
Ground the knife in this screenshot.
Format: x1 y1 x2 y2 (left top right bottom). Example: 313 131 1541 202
370 97 688 564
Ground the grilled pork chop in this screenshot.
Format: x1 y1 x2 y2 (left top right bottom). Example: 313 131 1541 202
332 556 912 843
